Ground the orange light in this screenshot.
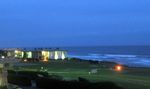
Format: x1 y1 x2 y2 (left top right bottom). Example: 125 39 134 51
116 65 122 71
43 58 48 62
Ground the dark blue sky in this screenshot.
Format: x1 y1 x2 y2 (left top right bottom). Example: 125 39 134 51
0 0 150 47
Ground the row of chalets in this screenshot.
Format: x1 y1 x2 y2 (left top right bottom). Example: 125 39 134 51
0 48 67 62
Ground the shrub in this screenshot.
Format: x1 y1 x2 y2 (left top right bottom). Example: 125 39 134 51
92 82 124 89
8 75 31 86
78 77 89 82
0 86 7 89
8 70 48 78
7 70 16 75
36 77 124 89
48 75 63 80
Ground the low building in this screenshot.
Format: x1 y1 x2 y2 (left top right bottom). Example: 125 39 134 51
0 48 67 61
31 49 67 61
0 49 24 59
23 50 32 59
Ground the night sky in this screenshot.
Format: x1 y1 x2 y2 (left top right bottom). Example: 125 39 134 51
0 0 150 47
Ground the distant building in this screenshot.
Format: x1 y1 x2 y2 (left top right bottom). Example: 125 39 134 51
0 48 67 61
31 49 67 61
23 50 32 59
0 49 24 59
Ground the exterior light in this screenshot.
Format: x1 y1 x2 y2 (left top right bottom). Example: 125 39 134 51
115 65 123 71
15 55 17 57
15 50 19 53
43 58 48 62
1 56 5 59
24 59 27 62
43 60 48 62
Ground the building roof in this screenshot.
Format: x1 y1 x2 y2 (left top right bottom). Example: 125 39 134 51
1 48 67 52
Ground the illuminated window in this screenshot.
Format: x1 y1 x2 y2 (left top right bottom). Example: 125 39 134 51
21 52 24 58
15 50 19 54
27 52 32 58
54 51 59 60
42 51 49 61
61 52 66 60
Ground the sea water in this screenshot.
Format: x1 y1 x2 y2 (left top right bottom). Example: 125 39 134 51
63 46 150 67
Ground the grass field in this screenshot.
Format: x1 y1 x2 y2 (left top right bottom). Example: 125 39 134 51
11 60 150 89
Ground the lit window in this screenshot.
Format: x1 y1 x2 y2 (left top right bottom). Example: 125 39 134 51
61 52 66 60
54 51 59 60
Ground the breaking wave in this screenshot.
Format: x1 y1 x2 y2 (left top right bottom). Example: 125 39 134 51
69 54 150 67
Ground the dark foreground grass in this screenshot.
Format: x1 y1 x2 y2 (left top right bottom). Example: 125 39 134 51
0 86 7 89
12 60 150 89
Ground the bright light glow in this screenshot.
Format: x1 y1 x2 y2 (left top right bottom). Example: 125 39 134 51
15 50 19 53
54 51 59 60
14 50 24 58
27 52 32 58
42 51 49 62
24 59 27 62
1 56 5 59
21 52 24 58
43 59 48 62
115 65 122 71
61 52 66 60
15 54 17 57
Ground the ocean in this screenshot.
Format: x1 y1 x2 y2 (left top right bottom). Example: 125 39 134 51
62 46 150 67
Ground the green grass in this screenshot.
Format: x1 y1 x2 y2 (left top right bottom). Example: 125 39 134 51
11 60 150 89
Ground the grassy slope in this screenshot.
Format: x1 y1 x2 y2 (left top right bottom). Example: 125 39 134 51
12 60 150 89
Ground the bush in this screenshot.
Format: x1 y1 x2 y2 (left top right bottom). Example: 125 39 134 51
92 82 124 89
7 70 49 87
17 71 49 79
78 77 89 82
7 70 124 89
36 77 124 89
7 70 16 75
8 75 31 86
48 75 63 80
0 86 7 89
8 70 49 80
